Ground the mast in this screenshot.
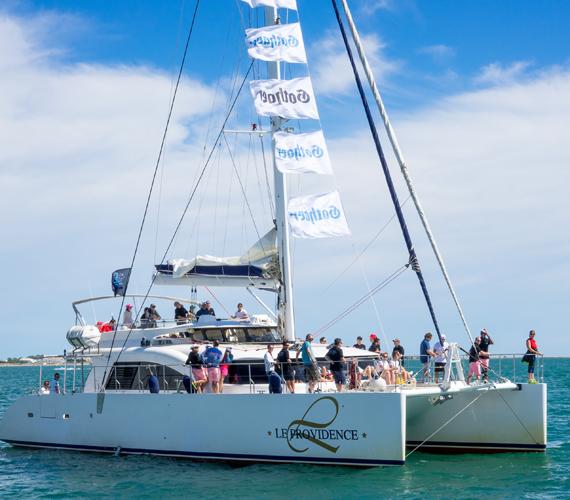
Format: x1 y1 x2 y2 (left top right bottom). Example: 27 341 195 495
265 6 296 341
332 0 444 344
338 0 475 345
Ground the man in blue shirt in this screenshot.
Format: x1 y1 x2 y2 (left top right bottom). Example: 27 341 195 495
420 332 435 383
202 340 223 393
296 333 319 393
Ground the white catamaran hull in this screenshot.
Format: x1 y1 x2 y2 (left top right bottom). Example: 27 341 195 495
406 382 547 452
0 392 406 467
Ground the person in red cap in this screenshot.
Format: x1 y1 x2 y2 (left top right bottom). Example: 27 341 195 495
368 334 381 353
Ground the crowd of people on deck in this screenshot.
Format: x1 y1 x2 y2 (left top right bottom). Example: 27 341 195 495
85 296 543 394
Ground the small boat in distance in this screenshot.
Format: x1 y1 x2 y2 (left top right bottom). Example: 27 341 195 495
0 0 546 466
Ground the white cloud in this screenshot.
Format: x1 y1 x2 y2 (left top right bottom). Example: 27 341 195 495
418 44 456 62
310 32 401 96
1 9 568 359
474 61 532 86
359 0 394 16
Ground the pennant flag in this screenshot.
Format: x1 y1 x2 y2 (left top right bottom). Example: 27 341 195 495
250 77 319 120
274 130 333 175
246 22 306 64
111 268 131 297
288 191 351 238
240 0 297 10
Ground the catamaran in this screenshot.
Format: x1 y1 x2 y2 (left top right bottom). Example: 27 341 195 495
0 0 546 467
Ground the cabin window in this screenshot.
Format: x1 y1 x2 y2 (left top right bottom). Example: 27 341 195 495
246 328 280 343
105 362 184 391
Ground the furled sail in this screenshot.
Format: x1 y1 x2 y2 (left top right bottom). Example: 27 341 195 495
154 228 279 290
240 0 297 10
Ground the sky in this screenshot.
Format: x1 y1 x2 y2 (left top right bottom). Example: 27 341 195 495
0 0 569 358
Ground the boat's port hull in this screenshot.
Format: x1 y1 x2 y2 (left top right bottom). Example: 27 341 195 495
0 392 406 467
405 382 547 453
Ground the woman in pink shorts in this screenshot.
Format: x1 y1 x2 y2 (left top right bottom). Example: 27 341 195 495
185 345 208 393
466 337 482 384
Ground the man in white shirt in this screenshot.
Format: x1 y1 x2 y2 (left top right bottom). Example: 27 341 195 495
433 334 449 383
232 303 249 320
264 344 276 375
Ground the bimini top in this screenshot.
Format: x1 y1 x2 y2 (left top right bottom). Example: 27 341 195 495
153 228 279 291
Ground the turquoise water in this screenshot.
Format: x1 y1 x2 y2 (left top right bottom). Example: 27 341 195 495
0 360 568 499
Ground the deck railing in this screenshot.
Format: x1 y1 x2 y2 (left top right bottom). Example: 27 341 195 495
32 351 544 396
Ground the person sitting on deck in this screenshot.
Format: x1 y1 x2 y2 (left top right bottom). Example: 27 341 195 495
99 319 116 333
391 350 410 383
231 303 249 320
196 301 216 319
174 301 189 324
377 352 395 385
40 380 50 394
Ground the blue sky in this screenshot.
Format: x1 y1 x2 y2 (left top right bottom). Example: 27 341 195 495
1 0 569 358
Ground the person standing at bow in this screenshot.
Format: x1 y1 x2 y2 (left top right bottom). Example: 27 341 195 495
525 330 542 384
479 328 494 382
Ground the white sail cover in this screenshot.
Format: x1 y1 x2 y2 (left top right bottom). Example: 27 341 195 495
246 23 306 64
288 191 351 238
240 0 297 9
274 130 333 175
169 228 277 278
250 77 319 120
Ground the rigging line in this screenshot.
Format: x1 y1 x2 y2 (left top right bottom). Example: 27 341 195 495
205 286 231 316
406 390 487 458
339 0 474 347
323 195 411 292
102 0 202 383
354 244 389 347
102 60 255 385
495 389 541 444
222 133 264 247
332 0 444 345
313 264 409 337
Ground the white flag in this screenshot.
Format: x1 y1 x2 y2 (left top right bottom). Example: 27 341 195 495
250 77 319 120
246 23 306 64
240 0 297 10
288 191 351 239
274 130 333 175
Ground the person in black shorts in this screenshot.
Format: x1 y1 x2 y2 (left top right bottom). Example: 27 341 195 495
326 338 348 392
277 340 296 393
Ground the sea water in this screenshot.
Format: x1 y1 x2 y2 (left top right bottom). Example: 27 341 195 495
0 360 568 499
